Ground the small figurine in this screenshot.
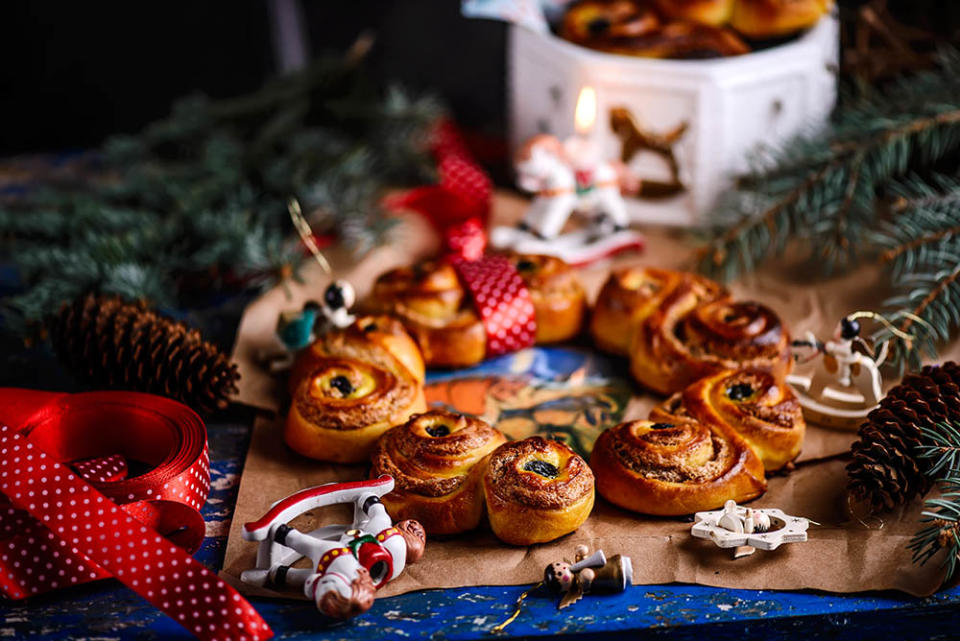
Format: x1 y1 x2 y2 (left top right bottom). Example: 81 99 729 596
277 300 323 353
786 312 902 430
241 476 425 620
692 500 809 559
544 545 633 609
319 280 356 331
261 280 358 372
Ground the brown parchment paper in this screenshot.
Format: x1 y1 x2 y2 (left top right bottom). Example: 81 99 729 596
223 191 958 598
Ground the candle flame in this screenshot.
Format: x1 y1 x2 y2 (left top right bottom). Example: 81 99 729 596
574 86 597 135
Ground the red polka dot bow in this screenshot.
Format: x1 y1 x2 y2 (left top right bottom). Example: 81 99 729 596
0 389 272 641
384 118 536 356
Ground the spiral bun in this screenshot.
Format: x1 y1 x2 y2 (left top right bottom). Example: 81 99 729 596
591 418 766 515
285 316 426 463
483 437 595 545
371 410 507 535
369 254 585 367
653 368 804 471
630 295 792 395
506 253 586 344
590 266 725 356
291 315 425 394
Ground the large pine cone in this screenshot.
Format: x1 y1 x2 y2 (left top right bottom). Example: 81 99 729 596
49 294 240 414
847 362 960 512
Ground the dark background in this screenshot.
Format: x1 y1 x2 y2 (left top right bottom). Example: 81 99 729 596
0 1 507 154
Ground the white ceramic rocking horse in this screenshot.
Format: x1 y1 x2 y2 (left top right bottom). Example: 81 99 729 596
491 134 644 265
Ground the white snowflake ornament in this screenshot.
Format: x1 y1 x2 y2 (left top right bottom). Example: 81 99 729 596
691 500 809 553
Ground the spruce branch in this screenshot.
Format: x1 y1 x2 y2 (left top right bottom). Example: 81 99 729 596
909 422 960 583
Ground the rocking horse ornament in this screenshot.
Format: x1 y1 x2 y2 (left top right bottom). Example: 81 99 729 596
240 476 426 620
491 87 645 265
786 311 922 430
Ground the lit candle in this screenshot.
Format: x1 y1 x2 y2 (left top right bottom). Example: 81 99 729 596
564 86 600 171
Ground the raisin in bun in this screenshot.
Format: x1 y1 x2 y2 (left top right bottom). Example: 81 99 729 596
370 410 506 535
483 437 595 545
591 418 766 515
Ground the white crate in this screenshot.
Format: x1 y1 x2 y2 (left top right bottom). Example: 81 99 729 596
508 14 839 226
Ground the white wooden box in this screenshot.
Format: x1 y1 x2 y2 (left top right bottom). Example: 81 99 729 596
508 14 839 226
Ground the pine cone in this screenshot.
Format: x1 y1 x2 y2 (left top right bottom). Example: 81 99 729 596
847 362 960 512
49 294 240 414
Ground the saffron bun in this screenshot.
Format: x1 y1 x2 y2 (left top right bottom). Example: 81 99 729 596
730 0 832 39
284 344 426 464
590 266 726 356
590 418 766 515
369 254 585 367
370 410 507 535
654 0 734 26
290 315 424 395
483 437 595 545
629 297 792 396
652 368 805 471
505 253 586 344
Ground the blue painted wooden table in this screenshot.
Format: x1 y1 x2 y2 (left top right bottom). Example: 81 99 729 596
3 411 960 641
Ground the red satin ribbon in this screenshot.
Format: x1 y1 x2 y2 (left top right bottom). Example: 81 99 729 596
0 389 272 641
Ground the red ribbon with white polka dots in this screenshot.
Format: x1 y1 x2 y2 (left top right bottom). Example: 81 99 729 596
449 254 536 357
0 389 272 641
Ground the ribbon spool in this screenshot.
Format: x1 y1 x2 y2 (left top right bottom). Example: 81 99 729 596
0 389 272 641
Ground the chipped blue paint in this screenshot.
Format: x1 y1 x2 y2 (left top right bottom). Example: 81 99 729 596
4 406 960 639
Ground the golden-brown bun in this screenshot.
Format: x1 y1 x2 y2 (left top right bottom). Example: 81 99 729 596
561 0 662 46
505 253 586 344
370 410 507 535
590 266 726 356
369 260 487 368
369 255 585 367
654 0 734 26
291 315 425 394
652 368 804 471
591 418 766 515
730 0 831 39
285 351 426 463
483 437 595 545
630 297 792 395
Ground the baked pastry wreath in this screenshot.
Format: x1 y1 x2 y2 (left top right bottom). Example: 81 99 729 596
590 417 766 516
285 316 426 463
653 368 805 471
370 410 507 535
369 253 585 368
483 436 595 545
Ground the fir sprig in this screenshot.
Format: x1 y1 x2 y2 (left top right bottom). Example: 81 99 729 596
0 51 443 334
910 422 960 582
